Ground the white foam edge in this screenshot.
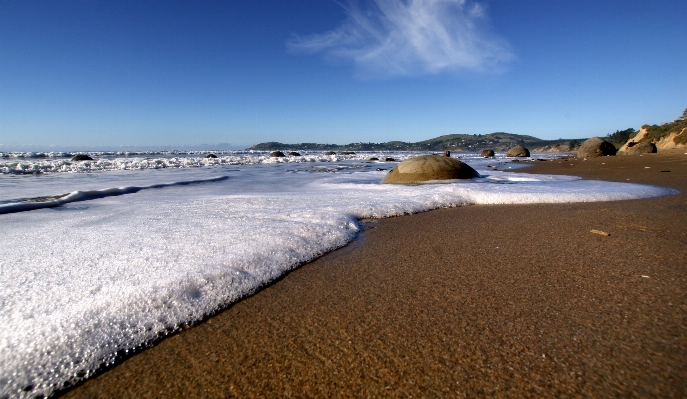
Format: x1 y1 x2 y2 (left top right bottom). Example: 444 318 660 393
0 176 229 215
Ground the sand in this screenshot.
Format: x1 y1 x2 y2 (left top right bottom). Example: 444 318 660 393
61 151 687 398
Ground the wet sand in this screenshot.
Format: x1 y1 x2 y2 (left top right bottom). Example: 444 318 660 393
63 151 687 398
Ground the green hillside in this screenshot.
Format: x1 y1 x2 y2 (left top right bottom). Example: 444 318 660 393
248 132 584 152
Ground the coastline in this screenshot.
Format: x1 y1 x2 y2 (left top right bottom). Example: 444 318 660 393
62 151 687 398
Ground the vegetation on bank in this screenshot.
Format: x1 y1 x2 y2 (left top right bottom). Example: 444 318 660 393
640 117 687 145
603 109 687 148
606 128 636 149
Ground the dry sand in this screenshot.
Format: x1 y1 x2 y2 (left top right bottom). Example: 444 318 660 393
62 151 687 398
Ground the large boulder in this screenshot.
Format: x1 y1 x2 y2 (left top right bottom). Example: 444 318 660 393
71 154 93 161
625 141 657 155
381 155 479 184
481 149 495 157
507 146 530 157
270 151 285 157
577 137 617 158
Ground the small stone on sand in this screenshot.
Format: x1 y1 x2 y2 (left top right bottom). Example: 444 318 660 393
590 229 610 237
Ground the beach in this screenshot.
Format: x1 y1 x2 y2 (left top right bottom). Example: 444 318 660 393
57 150 687 397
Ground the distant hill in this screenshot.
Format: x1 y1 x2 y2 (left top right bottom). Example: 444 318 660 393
247 132 585 153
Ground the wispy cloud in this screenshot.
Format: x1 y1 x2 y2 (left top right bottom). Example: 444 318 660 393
288 0 513 78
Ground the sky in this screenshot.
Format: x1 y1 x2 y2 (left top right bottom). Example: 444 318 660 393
1 0 686 150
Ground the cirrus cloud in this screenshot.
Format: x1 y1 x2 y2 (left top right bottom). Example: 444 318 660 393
288 0 514 78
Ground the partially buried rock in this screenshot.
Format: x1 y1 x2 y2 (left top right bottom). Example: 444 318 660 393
385 157 395 162
71 154 93 161
507 146 530 157
481 149 495 157
340 151 356 155
325 151 336 155
369 157 379 161
270 151 285 157
205 154 218 158
577 137 617 158
288 151 301 156
381 154 479 184
624 141 657 155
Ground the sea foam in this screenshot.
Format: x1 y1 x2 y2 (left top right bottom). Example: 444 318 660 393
0 154 675 398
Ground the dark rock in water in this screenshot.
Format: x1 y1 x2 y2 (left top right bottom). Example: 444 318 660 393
506 146 530 157
288 152 301 156
443 150 451 157
382 154 479 184
625 141 657 155
325 151 336 155
71 154 93 161
270 151 285 157
481 149 495 157
205 154 218 158
577 137 617 158
369 157 379 161
340 151 356 155
385 157 395 162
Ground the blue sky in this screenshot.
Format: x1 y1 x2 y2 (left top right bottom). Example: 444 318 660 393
1 0 686 150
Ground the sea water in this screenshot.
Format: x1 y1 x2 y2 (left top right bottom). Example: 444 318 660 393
0 150 675 398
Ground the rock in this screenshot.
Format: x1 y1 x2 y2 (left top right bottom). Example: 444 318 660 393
369 157 379 161
624 141 657 155
340 151 356 155
270 151 285 157
71 154 93 161
507 146 530 157
618 128 647 153
204 154 218 158
325 151 336 155
385 158 395 162
577 137 617 158
481 149 495 157
381 154 479 184
288 152 301 156
443 150 451 157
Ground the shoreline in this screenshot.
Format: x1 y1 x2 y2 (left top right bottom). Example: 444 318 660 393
62 151 687 397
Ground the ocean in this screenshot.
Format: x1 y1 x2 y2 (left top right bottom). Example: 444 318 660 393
0 150 674 398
